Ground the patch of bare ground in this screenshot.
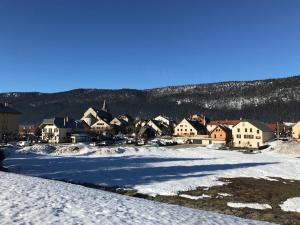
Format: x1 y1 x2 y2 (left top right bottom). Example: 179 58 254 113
150 178 300 225
41 177 300 225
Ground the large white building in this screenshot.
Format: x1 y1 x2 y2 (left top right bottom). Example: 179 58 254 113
40 117 85 143
232 120 274 148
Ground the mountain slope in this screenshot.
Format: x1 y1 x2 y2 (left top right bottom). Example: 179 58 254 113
1 75 300 124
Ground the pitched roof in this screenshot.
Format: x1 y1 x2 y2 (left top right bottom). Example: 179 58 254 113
187 120 206 133
211 124 232 134
210 120 240 126
0 104 21 114
40 117 84 129
239 119 273 132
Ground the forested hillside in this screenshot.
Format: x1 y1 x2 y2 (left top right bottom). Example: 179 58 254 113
1 75 300 124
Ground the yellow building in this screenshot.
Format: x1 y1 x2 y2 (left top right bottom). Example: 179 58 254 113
232 120 274 148
0 103 21 142
292 121 300 139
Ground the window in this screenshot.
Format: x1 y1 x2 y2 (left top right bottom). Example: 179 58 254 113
237 128 240 132
245 128 247 132
177 129 179 131
185 129 187 131
257 130 260 134
190 129 193 131
244 135 254 139
250 128 252 132
256 136 261 139
236 134 241 138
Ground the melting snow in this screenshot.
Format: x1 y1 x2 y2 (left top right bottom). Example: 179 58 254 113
279 197 300 213
179 194 211 200
227 202 272 210
3 143 300 196
0 172 274 225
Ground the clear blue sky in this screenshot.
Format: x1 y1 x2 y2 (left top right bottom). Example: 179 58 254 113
1 0 300 92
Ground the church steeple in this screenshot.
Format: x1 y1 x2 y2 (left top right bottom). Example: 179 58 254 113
102 100 109 112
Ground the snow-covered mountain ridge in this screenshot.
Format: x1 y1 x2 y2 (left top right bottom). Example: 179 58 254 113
1 75 300 124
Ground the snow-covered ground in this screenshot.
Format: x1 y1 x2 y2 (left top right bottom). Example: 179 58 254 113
279 197 300 213
0 171 274 225
3 143 300 196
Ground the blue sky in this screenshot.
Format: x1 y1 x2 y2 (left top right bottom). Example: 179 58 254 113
1 0 300 92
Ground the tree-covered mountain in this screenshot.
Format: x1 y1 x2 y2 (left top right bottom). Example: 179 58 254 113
1 75 300 124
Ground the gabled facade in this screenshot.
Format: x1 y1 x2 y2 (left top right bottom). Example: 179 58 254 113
81 101 112 133
210 125 232 142
91 118 111 132
292 121 300 139
40 117 85 143
232 120 274 148
0 103 21 142
174 118 207 137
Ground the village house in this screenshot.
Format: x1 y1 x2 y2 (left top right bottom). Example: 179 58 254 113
81 101 113 133
232 120 274 148
210 124 232 143
0 103 21 143
40 117 86 143
174 118 207 137
292 121 300 139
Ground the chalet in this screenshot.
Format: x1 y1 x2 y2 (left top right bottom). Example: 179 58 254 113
40 117 85 143
210 125 232 142
174 118 207 137
292 121 300 139
81 100 113 133
0 103 21 142
232 120 274 148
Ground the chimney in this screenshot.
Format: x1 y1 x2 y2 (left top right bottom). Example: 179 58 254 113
64 117 69 126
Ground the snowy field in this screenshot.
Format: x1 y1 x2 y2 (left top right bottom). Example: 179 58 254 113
0 171 275 225
3 142 300 196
